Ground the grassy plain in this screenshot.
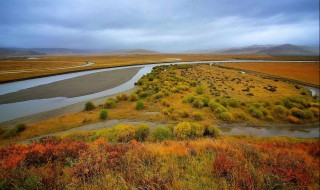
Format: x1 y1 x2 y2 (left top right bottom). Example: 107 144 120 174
223 62 320 85
1 64 319 145
0 53 318 82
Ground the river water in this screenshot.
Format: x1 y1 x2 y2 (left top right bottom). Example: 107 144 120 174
0 60 319 138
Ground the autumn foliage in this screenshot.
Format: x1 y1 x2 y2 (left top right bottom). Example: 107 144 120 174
0 136 319 189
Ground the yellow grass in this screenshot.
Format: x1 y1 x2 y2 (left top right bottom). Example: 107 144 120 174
0 53 302 82
223 62 320 85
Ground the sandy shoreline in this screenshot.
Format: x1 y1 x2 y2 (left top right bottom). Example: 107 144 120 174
0 67 141 104
0 87 138 128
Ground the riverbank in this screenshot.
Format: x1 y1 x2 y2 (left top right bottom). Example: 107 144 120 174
0 67 141 104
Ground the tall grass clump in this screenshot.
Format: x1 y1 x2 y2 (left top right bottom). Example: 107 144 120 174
129 93 139 101
192 111 204 121
196 86 204 94
84 101 95 111
116 93 128 101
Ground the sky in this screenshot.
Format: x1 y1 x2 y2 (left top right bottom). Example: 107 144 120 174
0 0 319 52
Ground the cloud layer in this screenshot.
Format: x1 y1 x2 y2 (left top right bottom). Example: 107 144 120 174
0 0 319 52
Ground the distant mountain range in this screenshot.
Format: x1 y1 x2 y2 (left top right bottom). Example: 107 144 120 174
0 48 93 57
0 44 318 57
111 49 158 54
212 44 319 56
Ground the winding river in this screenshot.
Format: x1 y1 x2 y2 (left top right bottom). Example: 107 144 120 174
0 60 319 138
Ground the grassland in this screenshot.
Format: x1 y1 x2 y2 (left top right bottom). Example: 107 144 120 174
1 64 318 145
0 59 319 189
222 61 320 85
0 53 318 83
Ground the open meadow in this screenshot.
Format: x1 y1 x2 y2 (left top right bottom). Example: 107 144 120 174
0 53 317 83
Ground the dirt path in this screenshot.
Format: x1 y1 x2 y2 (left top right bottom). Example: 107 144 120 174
22 119 167 143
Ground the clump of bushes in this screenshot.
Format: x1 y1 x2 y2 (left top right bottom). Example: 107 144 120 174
214 106 228 115
290 108 314 119
174 122 205 139
191 111 204 121
84 101 95 111
136 100 144 110
2 124 27 139
152 126 171 141
135 123 150 142
104 98 117 108
99 109 108 120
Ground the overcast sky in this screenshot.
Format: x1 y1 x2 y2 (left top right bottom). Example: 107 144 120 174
0 0 319 52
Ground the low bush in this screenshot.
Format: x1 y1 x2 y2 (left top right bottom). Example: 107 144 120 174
218 112 233 122
202 98 210 107
2 128 18 138
192 98 204 108
178 110 189 118
303 109 314 119
84 101 96 111
233 111 248 121
196 86 204 94
174 122 192 140
186 95 195 103
190 123 205 138
287 115 300 124
204 124 220 138
214 106 228 115
136 100 144 110
228 99 239 108
273 105 288 119
15 124 26 133
208 102 221 111
152 126 171 141
99 109 108 120
191 111 204 121
249 107 263 119
290 108 308 119
309 107 319 117
129 93 139 101
135 123 150 142
116 93 128 101
103 98 117 108
113 124 136 142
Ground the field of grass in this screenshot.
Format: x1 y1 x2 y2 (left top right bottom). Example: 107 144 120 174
222 62 320 85
0 53 318 82
0 134 319 189
1 64 319 145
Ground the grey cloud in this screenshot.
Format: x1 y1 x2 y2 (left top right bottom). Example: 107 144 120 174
0 0 318 52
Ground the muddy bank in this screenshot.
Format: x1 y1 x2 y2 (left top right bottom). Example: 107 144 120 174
0 67 141 104
0 88 137 129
